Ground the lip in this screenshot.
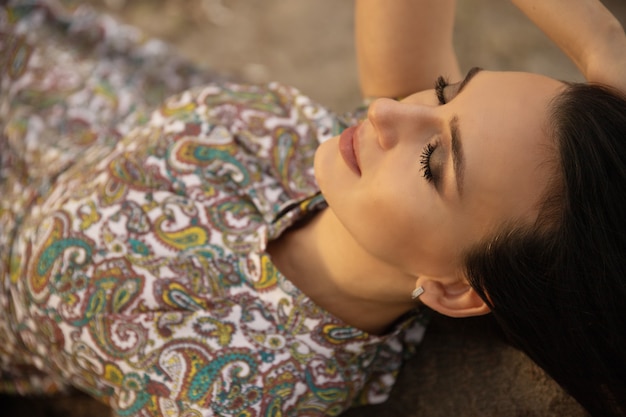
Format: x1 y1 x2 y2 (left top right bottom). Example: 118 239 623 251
338 125 361 176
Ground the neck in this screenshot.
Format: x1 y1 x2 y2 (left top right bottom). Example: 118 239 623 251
267 207 418 335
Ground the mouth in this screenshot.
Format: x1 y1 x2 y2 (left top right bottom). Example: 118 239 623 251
338 125 361 176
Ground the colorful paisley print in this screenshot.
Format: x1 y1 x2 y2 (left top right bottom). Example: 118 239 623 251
0 1 427 416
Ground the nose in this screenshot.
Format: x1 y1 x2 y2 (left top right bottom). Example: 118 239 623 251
367 97 441 150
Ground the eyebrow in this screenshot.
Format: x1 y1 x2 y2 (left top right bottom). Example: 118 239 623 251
449 67 482 195
451 116 464 195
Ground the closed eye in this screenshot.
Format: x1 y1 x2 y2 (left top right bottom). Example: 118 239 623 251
435 67 483 106
420 143 437 183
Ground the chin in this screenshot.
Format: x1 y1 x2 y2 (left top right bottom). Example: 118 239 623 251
312 136 338 192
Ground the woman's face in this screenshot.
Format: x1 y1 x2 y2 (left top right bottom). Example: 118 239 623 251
314 69 564 279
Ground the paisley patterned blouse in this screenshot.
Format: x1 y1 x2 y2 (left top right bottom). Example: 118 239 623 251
0 1 426 416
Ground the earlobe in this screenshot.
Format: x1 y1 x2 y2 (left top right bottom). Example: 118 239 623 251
418 278 491 318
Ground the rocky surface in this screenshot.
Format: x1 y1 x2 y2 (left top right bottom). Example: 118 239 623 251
3 1 626 415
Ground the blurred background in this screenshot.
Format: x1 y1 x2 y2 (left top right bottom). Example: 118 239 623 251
85 0 626 113
2 0 626 416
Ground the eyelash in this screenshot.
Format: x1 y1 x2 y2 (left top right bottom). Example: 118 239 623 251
420 143 436 183
419 76 448 183
435 76 449 105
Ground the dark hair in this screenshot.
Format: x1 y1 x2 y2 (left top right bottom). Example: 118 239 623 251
465 83 626 416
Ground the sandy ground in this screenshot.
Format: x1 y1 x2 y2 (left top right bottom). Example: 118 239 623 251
3 0 626 416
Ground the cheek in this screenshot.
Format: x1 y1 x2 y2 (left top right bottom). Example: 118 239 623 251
344 179 426 263
463 133 552 225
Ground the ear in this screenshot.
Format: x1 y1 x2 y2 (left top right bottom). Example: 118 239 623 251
418 277 491 318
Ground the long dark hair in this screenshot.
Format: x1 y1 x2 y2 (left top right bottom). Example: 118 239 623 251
465 83 626 416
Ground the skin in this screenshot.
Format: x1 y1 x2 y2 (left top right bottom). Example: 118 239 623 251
315 69 564 277
270 70 565 334
511 0 626 93
274 0 626 334
355 0 460 98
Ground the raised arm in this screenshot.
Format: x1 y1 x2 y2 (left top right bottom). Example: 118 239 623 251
512 0 626 92
355 0 461 100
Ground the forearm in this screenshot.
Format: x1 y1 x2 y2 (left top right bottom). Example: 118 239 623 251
355 0 460 99
512 0 626 88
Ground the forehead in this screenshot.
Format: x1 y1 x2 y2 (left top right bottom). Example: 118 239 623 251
455 71 564 228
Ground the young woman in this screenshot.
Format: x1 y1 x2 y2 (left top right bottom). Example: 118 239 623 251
351 2 626 415
1 1 625 416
